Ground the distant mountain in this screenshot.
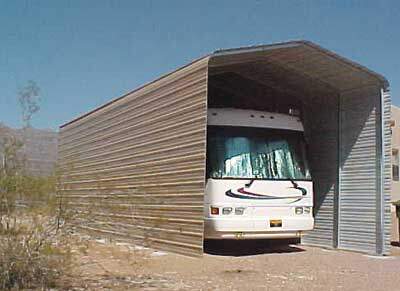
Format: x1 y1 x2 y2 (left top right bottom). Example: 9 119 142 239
0 123 58 176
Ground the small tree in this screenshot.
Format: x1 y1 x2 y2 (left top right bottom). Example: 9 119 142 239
0 81 42 218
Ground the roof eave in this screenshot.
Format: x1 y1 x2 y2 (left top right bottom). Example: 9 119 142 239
211 40 389 90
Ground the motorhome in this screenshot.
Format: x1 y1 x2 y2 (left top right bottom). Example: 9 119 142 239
204 108 314 239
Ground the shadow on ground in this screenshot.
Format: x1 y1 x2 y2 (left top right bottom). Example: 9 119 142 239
391 241 400 247
204 238 305 256
390 241 400 256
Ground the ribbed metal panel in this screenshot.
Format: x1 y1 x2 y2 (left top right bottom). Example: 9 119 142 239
58 57 209 257
382 90 392 255
302 96 338 247
338 87 381 253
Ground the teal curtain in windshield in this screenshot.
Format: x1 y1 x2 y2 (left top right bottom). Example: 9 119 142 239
223 137 252 178
207 127 311 180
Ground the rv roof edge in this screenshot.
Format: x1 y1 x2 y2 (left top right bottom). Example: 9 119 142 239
207 108 304 132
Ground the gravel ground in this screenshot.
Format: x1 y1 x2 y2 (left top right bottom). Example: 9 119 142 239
67 238 400 291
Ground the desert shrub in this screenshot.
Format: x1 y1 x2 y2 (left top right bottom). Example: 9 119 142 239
0 213 71 290
16 174 58 213
0 169 72 289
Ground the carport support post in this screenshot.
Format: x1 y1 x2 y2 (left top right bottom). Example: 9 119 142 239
375 88 385 255
334 93 341 249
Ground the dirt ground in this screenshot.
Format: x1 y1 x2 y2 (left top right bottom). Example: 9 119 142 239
66 236 400 291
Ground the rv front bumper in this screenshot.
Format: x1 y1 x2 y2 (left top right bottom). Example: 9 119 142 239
204 216 314 239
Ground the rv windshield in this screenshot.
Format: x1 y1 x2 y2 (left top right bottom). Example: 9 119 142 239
207 126 311 180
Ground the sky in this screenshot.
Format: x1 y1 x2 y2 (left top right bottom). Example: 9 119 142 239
0 0 399 130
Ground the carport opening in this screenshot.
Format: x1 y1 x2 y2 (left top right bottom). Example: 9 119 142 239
205 44 385 248
206 56 340 241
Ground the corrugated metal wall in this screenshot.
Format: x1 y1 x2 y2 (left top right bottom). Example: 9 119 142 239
303 87 390 255
58 57 209 256
302 95 339 248
338 86 386 254
382 90 392 255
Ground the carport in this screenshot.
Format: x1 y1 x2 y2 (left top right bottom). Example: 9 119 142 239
207 41 391 255
59 40 391 256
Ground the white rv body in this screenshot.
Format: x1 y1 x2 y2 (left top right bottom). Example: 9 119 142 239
204 108 314 239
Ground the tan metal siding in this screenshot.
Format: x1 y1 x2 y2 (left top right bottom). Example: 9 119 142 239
58 57 209 257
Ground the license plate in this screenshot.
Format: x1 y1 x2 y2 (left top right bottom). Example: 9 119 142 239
270 219 282 227
235 232 244 239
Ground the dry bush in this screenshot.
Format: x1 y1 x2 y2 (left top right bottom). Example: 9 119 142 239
18 175 57 205
0 171 73 290
0 212 72 290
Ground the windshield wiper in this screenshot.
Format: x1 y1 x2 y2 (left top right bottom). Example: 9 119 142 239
289 179 307 196
289 178 298 188
245 179 255 188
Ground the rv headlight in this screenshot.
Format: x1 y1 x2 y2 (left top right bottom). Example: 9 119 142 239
295 207 303 215
222 207 233 215
304 207 311 214
235 207 246 215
